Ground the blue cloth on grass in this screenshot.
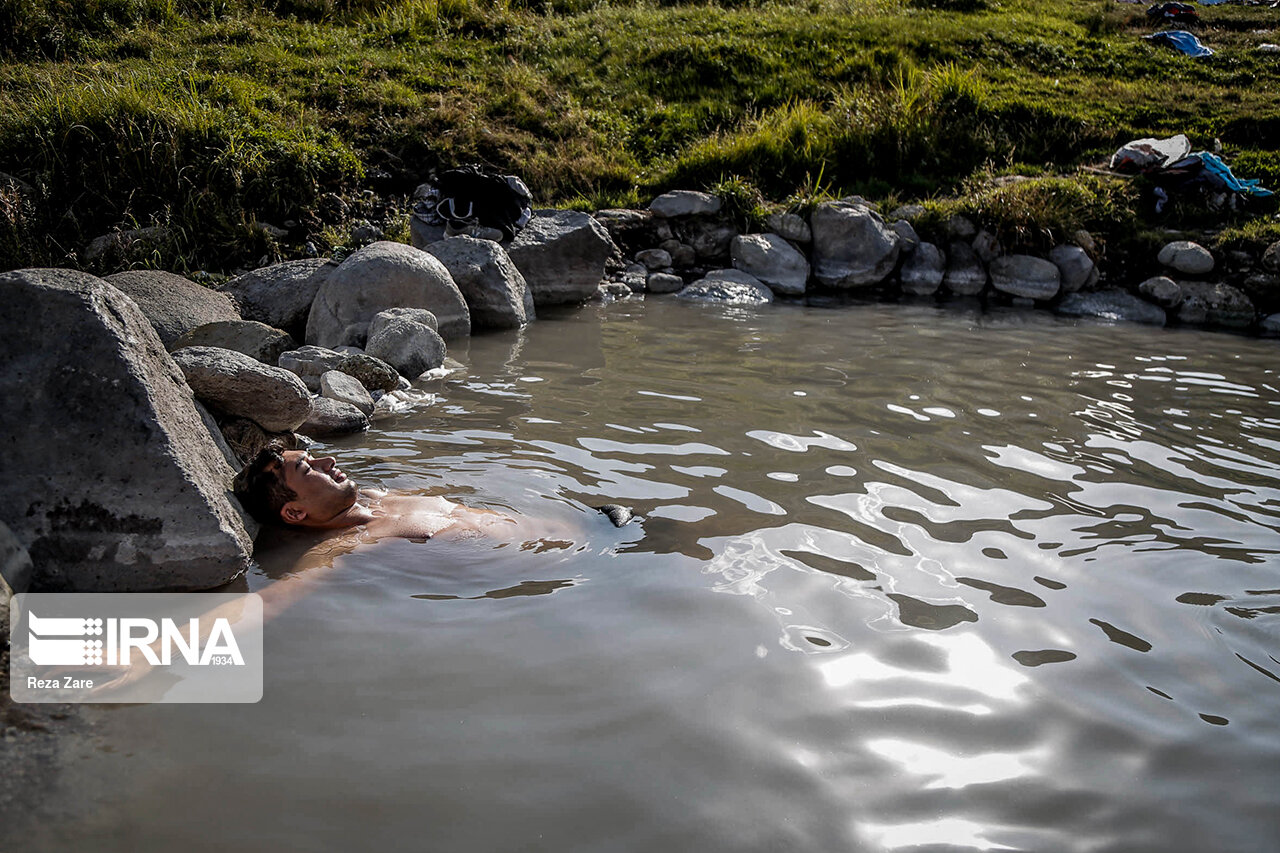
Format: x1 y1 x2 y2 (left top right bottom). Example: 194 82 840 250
1144 30 1214 57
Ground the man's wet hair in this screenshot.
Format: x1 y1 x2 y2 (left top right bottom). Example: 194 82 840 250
232 442 297 525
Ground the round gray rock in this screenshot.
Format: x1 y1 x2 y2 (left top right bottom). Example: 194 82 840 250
899 242 945 296
105 269 240 348
365 318 447 380
635 248 673 270
1262 240 1280 273
507 210 617 307
171 319 294 364
1138 276 1182 308
676 270 774 305
730 233 809 295
1057 289 1166 326
0 268 252 591
306 240 470 345
370 307 439 336
990 255 1061 300
810 201 901 288
300 396 369 438
320 369 374 416
423 236 533 330
172 346 312 433
650 191 722 218
218 259 336 340
1049 244 1099 293
647 272 685 294
1158 241 1215 275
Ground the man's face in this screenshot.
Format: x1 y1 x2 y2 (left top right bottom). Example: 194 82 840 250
278 450 359 525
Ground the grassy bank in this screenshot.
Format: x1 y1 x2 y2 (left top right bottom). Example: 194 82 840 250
1 0 1278 272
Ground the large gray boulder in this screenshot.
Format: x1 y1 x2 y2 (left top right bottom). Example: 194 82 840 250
1 521 33 634
171 319 294 365
1158 241 1214 276
306 241 470 345
676 269 774 305
899 242 946 296
424 235 534 330
810 201 901 288
0 269 252 591
507 210 617 307
990 255 1061 300
365 317 447 380
943 241 988 296
218 259 336 340
172 346 313 433
105 269 240 348
1057 289 1166 326
1049 244 1099 293
730 234 809 295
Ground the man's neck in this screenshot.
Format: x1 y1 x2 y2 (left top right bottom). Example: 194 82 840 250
307 500 377 530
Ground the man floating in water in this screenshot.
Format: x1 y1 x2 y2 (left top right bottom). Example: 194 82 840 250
232 443 633 541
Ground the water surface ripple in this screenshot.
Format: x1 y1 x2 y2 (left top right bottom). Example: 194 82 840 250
36 300 1280 853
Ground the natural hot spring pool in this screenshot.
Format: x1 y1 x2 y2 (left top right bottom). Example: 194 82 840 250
27 297 1280 852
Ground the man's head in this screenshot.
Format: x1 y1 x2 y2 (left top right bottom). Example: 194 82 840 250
233 443 359 527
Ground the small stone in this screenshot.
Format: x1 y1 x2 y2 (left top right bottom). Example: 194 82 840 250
320 370 375 416
370 307 439 336
1259 313 1280 336
635 248 673 270
971 230 1002 264
1072 230 1097 255
1158 241 1215 275
943 241 987 296
899 242 945 296
1138 276 1182 308
647 272 685 294
889 203 926 221
892 220 920 252
730 233 809 295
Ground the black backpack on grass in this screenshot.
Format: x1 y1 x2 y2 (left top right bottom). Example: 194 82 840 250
416 165 533 241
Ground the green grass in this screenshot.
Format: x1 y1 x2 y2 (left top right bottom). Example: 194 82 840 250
2 0 1279 271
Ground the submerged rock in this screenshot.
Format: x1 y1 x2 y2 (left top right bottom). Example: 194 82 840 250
1057 289 1166 326
0 268 253 591
676 269 774 305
